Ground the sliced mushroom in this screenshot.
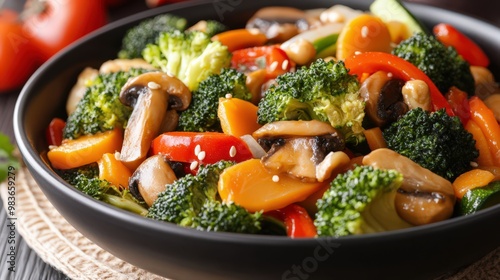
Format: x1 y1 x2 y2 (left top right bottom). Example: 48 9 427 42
158 109 179 134
66 67 99 115
246 7 309 43
119 72 191 170
470 65 499 99
362 148 456 226
129 155 177 206
99 58 157 74
360 71 409 127
254 120 345 182
484 94 500 122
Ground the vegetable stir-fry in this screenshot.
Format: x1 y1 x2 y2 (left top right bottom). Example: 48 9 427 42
46 0 500 238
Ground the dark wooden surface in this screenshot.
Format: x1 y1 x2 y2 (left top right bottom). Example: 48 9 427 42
0 0 499 279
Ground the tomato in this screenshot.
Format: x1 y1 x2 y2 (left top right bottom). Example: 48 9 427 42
151 131 254 166
45 118 66 146
0 21 40 92
433 23 490 67
231 45 294 79
266 204 317 238
22 0 107 61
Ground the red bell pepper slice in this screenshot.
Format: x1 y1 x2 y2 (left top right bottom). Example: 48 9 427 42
445 86 470 125
433 23 490 67
45 118 66 146
343 52 455 116
151 131 254 166
231 45 294 79
266 204 317 238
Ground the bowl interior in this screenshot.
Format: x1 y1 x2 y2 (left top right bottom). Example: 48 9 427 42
14 0 500 279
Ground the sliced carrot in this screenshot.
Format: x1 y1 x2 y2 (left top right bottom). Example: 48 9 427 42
336 14 392 61
212 29 267 52
98 153 132 189
452 169 495 199
363 127 387 151
465 119 495 166
477 165 500 181
47 128 123 170
218 159 325 212
469 96 500 166
218 97 262 137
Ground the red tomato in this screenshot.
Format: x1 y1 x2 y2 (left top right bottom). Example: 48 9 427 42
231 45 294 79
22 0 107 61
151 132 254 166
0 21 40 92
433 23 490 67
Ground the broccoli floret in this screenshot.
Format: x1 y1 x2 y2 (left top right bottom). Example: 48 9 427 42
63 68 150 140
189 20 228 37
257 59 365 144
192 201 262 233
383 108 479 181
118 14 187 59
147 161 262 233
142 30 231 91
392 32 475 95
57 164 148 216
315 165 409 237
178 68 252 132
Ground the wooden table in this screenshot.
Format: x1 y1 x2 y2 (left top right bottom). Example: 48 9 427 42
0 1 499 279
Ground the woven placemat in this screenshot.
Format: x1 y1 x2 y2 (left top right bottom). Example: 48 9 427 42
0 166 498 280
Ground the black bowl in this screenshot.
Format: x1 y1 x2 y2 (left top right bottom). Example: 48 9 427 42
14 0 500 279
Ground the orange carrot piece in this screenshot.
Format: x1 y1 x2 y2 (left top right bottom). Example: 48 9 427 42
47 128 123 170
477 165 500 181
212 29 267 52
469 96 500 166
452 169 495 199
218 159 325 212
465 119 495 166
363 127 387 151
218 97 262 137
98 153 132 189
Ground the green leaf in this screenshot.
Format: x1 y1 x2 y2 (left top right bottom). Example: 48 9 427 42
0 133 20 182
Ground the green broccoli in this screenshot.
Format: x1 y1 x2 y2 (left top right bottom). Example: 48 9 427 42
63 68 151 140
189 20 228 37
257 59 365 144
392 32 475 96
315 165 410 237
118 14 188 59
383 108 479 181
57 164 148 216
142 30 231 91
147 161 262 233
178 68 252 132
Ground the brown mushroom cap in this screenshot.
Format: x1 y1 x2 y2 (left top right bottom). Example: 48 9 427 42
360 71 409 127
362 148 456 226
119 72 191 171
129 155 177 207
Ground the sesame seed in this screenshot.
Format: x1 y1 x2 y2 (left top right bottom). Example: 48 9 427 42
148 81 161 89
361 26 369 38
225 93 233 99
248 28 260 35
166 72 174 77
387 72 393 78
194 144 201 156
269 61 279 72
190 161 199 170
197 151 206 161
272 175 280 182
281 60 289 70
354 51 362 55
470 161 479 168
229 146 237 157
48 145 57 150
114 151 121 160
